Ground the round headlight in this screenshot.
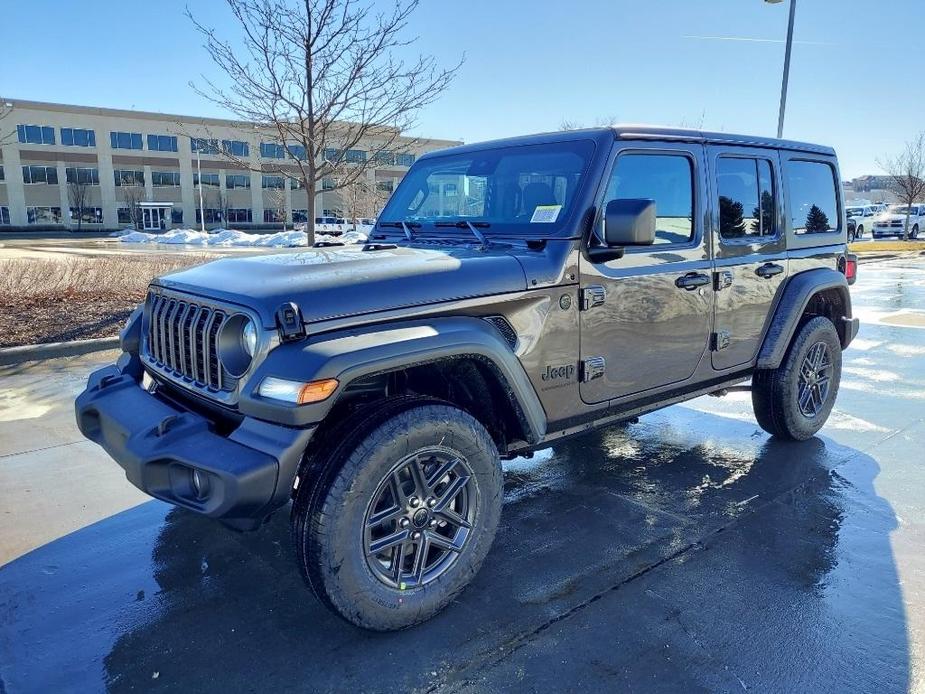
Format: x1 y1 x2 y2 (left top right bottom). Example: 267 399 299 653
243 320 258 357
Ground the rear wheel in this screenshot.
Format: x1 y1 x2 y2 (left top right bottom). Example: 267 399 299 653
291 398 503 631
752 316 842 441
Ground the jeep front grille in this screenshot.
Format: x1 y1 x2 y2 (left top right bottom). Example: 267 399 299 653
145 293 232 391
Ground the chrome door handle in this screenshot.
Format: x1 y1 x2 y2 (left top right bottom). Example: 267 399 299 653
675 272 711 291
755 263 784 279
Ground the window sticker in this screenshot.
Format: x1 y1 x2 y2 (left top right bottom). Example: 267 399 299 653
531 204 562 223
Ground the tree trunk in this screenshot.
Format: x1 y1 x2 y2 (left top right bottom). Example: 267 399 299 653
304 176 316 246
904 209 911 241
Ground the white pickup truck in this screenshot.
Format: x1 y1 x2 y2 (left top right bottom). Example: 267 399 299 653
872 204 925 239
845 205 877 239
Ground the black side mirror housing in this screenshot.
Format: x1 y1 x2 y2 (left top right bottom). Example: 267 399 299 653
604 198 656 246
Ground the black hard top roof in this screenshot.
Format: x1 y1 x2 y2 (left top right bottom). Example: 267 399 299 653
420 124 836 159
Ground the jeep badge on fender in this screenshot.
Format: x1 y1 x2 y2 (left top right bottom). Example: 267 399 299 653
76 125 858 631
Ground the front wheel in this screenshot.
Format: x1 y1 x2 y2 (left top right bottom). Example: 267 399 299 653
752 316 842 441
292 398 503 631
911 225 920 240
856 224 864 238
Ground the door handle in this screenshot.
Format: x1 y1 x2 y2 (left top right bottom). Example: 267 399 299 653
755 263 784 279
675 272 711 291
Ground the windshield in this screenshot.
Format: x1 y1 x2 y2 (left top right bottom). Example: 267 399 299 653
889 205 913 215
378 139 596 234
846 208 861 216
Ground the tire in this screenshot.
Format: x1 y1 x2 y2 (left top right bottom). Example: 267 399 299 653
291 397 503 631
857 225 863 238
912 225 919 240
752 316 842 441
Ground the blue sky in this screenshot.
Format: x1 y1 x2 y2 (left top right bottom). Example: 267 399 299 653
2 0 923 178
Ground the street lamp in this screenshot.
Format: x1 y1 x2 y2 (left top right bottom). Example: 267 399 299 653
766 0 796 139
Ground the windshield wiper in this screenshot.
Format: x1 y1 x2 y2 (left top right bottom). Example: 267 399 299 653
377 220 421 241
433 220 491 249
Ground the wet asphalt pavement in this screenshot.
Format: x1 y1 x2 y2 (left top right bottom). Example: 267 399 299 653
1 257 925 693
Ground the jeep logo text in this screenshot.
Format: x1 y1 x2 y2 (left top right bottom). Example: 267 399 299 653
542 364 575 381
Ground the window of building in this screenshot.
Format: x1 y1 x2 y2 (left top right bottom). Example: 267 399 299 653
110 131 143 150
193 172 220 187
226 174 250 189
69 207 104 224
603 153 694 245
190 138 219 154
152 171 181 187
65 167 100 185
264 208 285 223
27 207 62 224
114 169 144 187
289 144 307 160
61 128 96 147
227 208 252 223
376 180 394 193
171 208 184 224
345 149 366 164
196 208 223 224
396 153 415 167
17 124 56 145
373 151 396 165
261 142 284 159
0 166 4 181
117 208 134 225
147 134 178 152
22 165 58 185
222 140 249 157
717 157 775 239
0 207 10 225
262 175 284 189
786 160 839 234
291 178 305 190
292 209 308 223
322 178 335 190
323 148 338 162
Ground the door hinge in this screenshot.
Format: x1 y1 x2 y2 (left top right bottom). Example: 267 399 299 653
714 270 733 291
581 285 606 311
711 330 731 351
580 356 606 382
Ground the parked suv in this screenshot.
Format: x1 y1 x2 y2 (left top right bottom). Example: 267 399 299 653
77 127 859 631
846 204 876 239
873 204 925 239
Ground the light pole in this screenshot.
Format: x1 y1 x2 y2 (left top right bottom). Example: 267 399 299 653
766 0 796 139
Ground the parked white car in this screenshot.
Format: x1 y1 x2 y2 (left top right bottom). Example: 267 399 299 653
873 204 925 239
845 205 877 238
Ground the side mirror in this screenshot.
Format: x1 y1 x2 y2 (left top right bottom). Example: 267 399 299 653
603 198 656 246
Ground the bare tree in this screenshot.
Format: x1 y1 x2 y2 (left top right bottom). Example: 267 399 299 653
879 132 925 240
120 185 146 230
558 114 620 132
337 175 389 222
187 0 461 244
67 178 93 233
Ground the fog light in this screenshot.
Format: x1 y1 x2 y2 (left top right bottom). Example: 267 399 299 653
142 371 154 392
190 468 209 500
258 377 339 404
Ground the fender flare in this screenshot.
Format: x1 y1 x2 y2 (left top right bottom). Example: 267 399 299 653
238 316 547 442
756 268 853 370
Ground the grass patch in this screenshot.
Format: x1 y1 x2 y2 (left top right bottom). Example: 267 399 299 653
849 241 925 253
0 255 214 347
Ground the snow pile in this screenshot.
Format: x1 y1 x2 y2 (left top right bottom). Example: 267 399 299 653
109 228 138 237
118 227 368 248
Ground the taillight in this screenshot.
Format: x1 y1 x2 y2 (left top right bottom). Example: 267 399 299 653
839 254 858 285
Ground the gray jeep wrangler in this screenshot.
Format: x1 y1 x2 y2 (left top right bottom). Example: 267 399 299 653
76 126 859 630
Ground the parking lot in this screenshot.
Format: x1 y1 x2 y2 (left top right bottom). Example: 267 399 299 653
1 256 924 692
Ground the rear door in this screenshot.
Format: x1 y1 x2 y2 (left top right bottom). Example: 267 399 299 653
579 141 713 404
708 145 788 371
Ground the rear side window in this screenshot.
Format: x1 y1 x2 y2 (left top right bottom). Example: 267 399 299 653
786 160 839 234
604 153 694 245
717 157 775 239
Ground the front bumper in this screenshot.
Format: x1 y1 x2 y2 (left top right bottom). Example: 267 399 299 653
75 363 315 530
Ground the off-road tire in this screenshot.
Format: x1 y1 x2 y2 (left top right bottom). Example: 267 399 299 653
291 397 503 631
752 316 842 441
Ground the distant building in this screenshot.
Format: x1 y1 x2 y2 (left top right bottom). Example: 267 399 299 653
0 99 460 231
843 175 897 204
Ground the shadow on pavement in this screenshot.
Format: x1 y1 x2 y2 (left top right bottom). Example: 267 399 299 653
0 407 909 692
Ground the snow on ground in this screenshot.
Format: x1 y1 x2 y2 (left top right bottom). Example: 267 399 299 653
118 227 368 248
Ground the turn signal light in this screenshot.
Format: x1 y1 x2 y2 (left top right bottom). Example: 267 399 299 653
839 254 858 285
258 377 339 404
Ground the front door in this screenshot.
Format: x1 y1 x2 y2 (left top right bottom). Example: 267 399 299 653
579 142 714 404
708 146 788 371
142 208 165 231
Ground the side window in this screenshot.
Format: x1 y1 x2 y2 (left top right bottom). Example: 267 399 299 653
786 160 839 234
716 157 775 239
604 153 694 245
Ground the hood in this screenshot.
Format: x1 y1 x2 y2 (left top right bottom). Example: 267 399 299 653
155 245 528 327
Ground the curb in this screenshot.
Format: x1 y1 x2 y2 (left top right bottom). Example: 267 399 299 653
0 336 120 366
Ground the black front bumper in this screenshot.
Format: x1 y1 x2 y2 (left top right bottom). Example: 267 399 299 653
75 364 315 530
